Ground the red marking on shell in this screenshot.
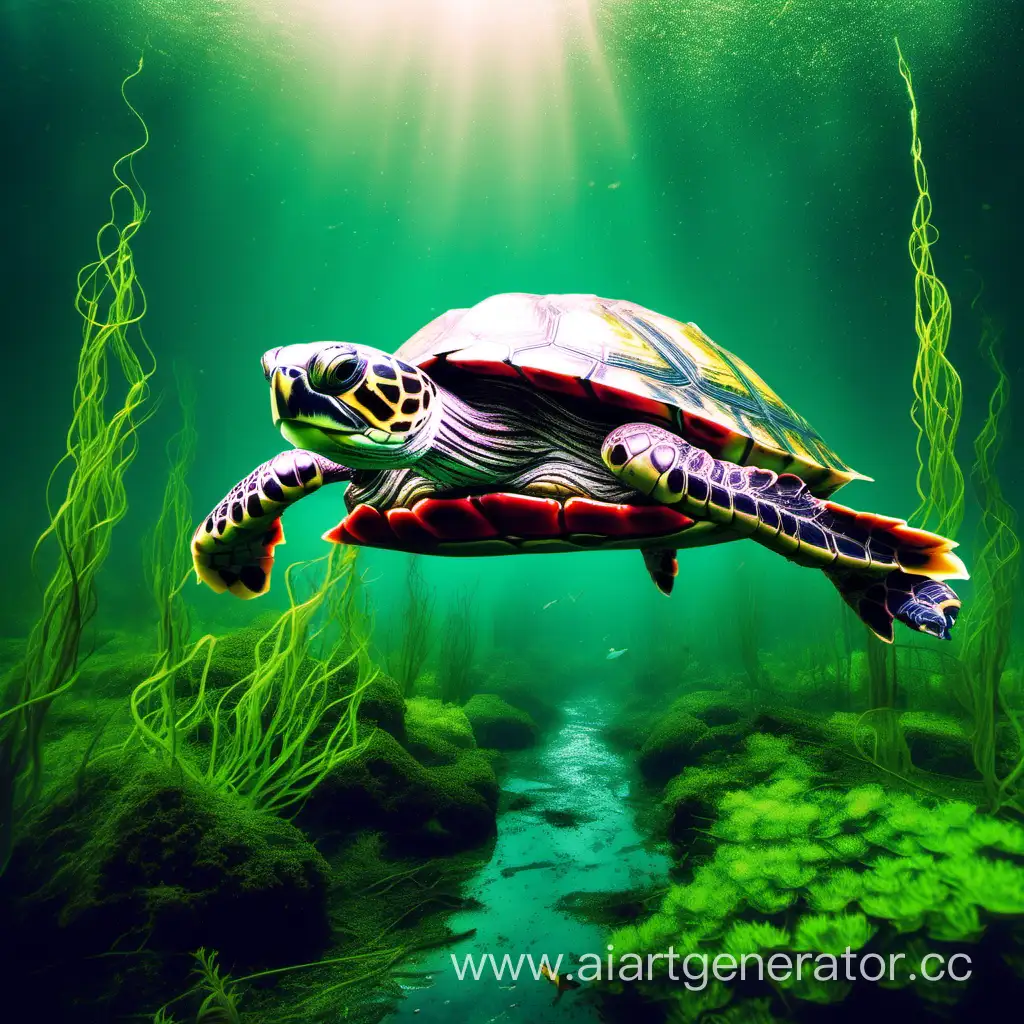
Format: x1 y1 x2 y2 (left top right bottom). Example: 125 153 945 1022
338 504 397 547
386 507 438 549
564 497 693 538
681 410 733 446
446 357 521 379
626 505 695 534
561 498 620 535
413 497 500 540
322 522 348 545
587 381 672 419
517 366 590 399
477 493 563 537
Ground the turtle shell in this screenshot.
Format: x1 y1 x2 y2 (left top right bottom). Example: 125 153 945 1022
395 292 866 495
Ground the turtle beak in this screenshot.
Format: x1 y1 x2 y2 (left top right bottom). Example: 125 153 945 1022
270 368 298 425
269 366 366 442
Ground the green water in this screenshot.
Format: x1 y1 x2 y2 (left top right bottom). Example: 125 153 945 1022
1 1 1022 1022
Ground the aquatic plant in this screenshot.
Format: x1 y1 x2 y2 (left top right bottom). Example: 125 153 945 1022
131 546 375 814
193 948 242 1024
953 318 1022 808
855 631 910 774
386 555 436 695
438 586 478 705
613 734 1024 1016
896 39 964 540
140 376 197 765
0 58 154 874
792 911 875 954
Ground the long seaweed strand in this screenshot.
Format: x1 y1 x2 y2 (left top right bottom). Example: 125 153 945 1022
0 58 154 874
955 315 1021 807
140 372 197 765
896 38 965 541
130 546 374 814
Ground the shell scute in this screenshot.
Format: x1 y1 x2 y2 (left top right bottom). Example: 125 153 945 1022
396 293 865 493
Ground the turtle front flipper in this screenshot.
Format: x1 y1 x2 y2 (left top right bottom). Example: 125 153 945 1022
601 422 968 639
192 450 352 598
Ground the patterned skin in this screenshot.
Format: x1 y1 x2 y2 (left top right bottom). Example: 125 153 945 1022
600 422 963 641
191 294 967 642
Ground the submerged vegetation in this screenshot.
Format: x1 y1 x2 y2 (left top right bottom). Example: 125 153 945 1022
0 58 154 875
896 38 965 542
130 546 374 814
954 320 1022 810
438 587 478 705
607 734 1024 1018
0 14 1020 1024
387 556 435 696
0 61 510 1021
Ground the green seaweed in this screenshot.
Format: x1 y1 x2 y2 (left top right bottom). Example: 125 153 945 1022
0 58 154 874
438 586 478 705
131 546 374 814
386 555 436 696
954 315 1022 809
896 39 964 540
193 948 242 1024
140 375 197 766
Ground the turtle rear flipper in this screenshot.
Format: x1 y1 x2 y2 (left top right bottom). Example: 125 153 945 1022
602 422 967 639
192 450 352 598
827 569 961 643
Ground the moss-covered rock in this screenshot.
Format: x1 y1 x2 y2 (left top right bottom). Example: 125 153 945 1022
357 672 406 738
0 751 330 1018
302 729 498 854
75 640 160 699
639 709 708 784
637 691 752 783
404 696 476 765
899 710 972 774
476 660 562 730
191 613 282 690
463 693 538 751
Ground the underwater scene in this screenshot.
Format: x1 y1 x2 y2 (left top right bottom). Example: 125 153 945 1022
2 1 1023 1021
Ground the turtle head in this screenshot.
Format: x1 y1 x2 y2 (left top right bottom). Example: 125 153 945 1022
263 342 441 468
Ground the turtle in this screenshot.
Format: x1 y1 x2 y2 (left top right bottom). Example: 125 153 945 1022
191 292 967 642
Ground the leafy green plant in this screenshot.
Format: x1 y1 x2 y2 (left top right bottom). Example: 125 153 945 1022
610 733 1024 1017
194 948 242 1024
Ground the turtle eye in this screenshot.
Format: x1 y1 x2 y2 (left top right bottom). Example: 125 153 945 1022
261 348 281 381
308 348 365 394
